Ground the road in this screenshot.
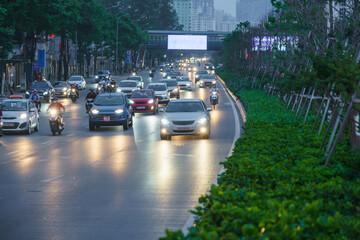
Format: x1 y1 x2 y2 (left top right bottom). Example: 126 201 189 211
0 68 241 239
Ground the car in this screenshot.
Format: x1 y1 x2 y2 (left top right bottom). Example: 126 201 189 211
95 70 111 83
205 63 215 70
199 75 217 88
88 93 133 131
1 98 40 134
53 81 70 98
68 75 86 90
159 99 212 140
127 76 144 89
146 83 170 105
167 71 182 79
176 76 192 91
130 89 158 114
25 81 55 102
195 70 208 83
117 80 139 96
158 79 180 99
187 64 198 72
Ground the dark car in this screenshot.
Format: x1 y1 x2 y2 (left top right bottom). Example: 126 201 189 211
53 81 70 98
25 81 55 102
88 93 133 131
95 70 111 83
195 70 208 83
130 89 158 115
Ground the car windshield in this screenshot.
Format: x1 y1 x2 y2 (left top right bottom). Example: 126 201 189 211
98 71 109 74
53 82 67 87
131 91 152 98
166 102 204 112
94 95 124 106
198 71 208 75
202 75 215 79
160 80 177 87
1 101 27 111
128 76 141 81
177 77 190 82
30 82 48 89
69 76 81 81
147 85 166 91
119 81 137 87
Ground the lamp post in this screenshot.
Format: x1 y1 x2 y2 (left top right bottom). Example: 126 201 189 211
116 17 119 75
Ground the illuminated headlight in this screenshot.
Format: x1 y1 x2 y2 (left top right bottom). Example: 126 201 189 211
167 76 171 79
195 75 199 78
212 80 216 84
161 118 170 125
129 99 134 104
116 88 121 93
172 88 178 92
26 91 30 95
197 117 207 124
148 99 154 104
95 76 99 79
19 113 28 119
186 83 190 86
199 80 204 84
0 121 3 127
188 68 191 71
149 71 152 74
91 109 99 115
111 84 115 88
43 91 48 95
106 76 109 79
193 67 197 71
63 87 67 91
71 89 76 92
97 87 102 91
115 109 124 114
163 73 167 77
50 109 57 115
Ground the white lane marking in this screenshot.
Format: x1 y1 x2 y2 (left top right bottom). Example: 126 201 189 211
67 133 74 137
181 76 241 235
41 175 64 183
172 154 196 157
90 160 103 166
7 151 18 155
39 159 49 162
41 141 52 145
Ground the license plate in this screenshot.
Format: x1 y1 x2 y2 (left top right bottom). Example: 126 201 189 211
175 126 190 131
137 106 145 109
103 116 110 122
3 122 14 127
180 86 185 88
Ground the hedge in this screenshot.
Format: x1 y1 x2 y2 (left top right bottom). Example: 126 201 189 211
161 88 360 239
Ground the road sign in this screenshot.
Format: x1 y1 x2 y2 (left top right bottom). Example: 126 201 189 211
33 62 40 71
126 51 131 63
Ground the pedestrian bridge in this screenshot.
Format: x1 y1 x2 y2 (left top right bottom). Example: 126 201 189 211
146 30 230 50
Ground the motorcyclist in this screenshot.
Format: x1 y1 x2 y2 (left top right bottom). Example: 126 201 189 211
46 97 65 128
29 89 41 112
105 78 112 91
0 104 3 137
96 83 103 94
210 84 220 102
70 84 79 98
86 88 97 100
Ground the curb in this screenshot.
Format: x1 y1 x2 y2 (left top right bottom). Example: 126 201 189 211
181 75 247 236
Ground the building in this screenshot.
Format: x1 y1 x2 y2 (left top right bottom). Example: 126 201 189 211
191 0 216 31
236 0 272 25
215 9 237 32
173 0 192 31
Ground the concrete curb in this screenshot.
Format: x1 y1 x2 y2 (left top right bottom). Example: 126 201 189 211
181 75 247 236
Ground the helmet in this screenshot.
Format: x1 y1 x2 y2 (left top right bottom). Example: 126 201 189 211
53 97 58 101
90 88 94 91
33 89 37 92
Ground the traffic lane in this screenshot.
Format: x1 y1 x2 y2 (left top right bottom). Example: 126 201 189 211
0 71 238 239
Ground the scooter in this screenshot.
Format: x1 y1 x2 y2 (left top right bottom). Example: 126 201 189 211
0 118 3 137
70 88 77 103
210 91 219 109
49 109 64 136
86 99 94 113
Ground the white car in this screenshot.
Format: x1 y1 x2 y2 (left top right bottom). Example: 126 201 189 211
176 76 192 91
1 98 40 134
160 99 212 140
117 80 139 96
127 76 144 89
199 75 216 88
68 75 86 90
146 83 169 104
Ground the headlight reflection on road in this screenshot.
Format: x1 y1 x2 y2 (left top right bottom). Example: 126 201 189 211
14 138 37 176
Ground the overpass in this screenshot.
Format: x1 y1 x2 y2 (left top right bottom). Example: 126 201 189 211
146 30 230 50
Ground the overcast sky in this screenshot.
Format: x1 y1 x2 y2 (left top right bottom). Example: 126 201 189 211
214 0 236 17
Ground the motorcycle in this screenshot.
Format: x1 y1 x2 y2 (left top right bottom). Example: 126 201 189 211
86 98 94 113
210 91 219 109
70 88 77 103
96 85 104 95
32 100 41 112
49 109 64 136
0 118 3 137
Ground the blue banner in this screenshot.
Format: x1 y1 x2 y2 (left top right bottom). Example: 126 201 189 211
38 50 45 68
126 51 131 63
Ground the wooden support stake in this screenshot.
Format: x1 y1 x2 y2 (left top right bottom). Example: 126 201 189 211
296 88 306 115
318 97 331 136
311 96 325 134
325 103 344 154
303 88 316 124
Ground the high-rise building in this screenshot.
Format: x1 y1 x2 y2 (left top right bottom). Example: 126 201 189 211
215 9 237 32
236 0 272 25
191 0 216 31
173 0 192 31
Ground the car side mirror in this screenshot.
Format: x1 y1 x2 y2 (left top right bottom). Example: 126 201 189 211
207 107 212 111
30 107 37 112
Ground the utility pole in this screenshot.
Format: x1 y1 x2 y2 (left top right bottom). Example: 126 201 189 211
116 17 119 75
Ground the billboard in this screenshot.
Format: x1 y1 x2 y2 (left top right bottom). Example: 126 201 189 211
168 35 207 50
252 36 298 51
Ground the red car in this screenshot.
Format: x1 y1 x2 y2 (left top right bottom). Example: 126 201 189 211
130 89 159 115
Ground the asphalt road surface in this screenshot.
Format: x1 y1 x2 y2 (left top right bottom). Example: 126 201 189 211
0 67 241 240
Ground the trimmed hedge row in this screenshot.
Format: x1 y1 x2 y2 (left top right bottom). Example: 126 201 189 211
161 89 360 239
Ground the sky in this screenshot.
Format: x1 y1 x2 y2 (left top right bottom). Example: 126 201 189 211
214 0 236 17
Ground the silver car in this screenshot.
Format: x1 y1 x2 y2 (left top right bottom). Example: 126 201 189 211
147 83 170 104
68 75 86 90
176 76 192 91
160 99 212 140
128 76 144 89
1 98 40 134
117 80 139 96
199 74 216 88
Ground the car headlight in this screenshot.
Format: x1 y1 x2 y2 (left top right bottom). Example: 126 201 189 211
186 83 190 86
200 80 204 84
198 117 207 124
161 118 170 125
115 109 123 114
212 80 216 84
63 87 67 91
0 121 3 127
116 88 121 93
148 99 154 104
95 76 99 79
167 76 171 79
172 88 178 92
129 99 134 104
91 109 99 114
43 91 48 95
19 113 28 119
26 91 29 95
50 109 58 116
195 75 199 78
71 89 76 92
193 67 197 71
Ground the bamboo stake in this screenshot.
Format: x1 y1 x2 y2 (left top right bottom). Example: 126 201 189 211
296 88 306 115
320 100 338 150
311 96 325 134
303 88 316 124
298 87 313 120
325 102 345 154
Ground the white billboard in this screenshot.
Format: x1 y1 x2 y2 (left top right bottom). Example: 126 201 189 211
168 35 207 50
